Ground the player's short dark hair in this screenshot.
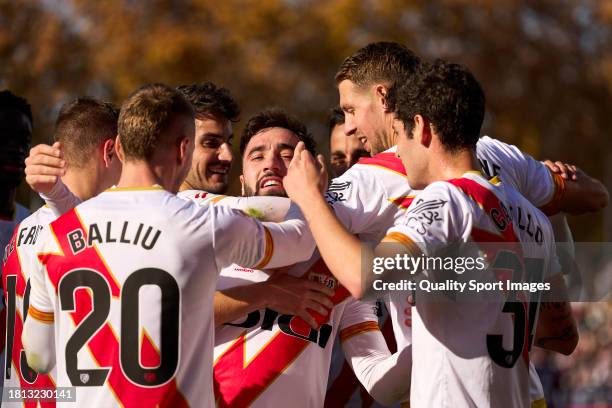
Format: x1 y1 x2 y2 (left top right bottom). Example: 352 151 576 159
54 97 119 168
0 90 33 124
177 82 240 122
240 108 317 156
389 59 485 152
328 106 345 135
335 42 421 89
119 83 194 160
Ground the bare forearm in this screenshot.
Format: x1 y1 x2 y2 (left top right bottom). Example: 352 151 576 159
299 194 365 298
562 171 609 214
214 283 267 327
536 300 579 355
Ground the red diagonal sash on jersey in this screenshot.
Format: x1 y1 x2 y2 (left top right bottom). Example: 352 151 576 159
357 152 406 175
389 195 415 210
447 177 531 366
39 209 187 408
3 229 56 408
213 259 351 407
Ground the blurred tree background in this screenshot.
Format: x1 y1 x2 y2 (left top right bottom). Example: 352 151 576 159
2 0 611 241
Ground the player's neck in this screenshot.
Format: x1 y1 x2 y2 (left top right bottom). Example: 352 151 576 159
62 171 99 201
0 187 17 218
385 126 397 151
430 147 480 183
117 161 173 192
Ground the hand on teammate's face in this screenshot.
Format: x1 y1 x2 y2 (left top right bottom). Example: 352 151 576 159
265 272 335 329
24 142 66 194
543 159 578 181
283 142 328 207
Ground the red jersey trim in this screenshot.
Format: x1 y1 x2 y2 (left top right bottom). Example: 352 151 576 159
357 152 406 176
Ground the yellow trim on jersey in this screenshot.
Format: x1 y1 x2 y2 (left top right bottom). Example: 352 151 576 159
254 227 274 269
28 305 54 324
489 175 501 185
209 195 228 204
531 398 547 408
339 321 380 343
382 232 422 257
105 185 165 192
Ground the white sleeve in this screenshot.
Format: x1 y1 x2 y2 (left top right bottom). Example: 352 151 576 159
213 196 292 222
29 228 55 313
212 205 315 270
179 191 294 222
342 330 412 405
476 136 565 212
23 230 56 373
40 179 82 217
326 167 392 234
22 313 56 373
385 182 468 257
338 299 411 406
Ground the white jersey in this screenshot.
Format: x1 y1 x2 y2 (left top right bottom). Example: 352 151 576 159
2 206 57 407
27 186 311 408
213 253 379 408
385 172 559 408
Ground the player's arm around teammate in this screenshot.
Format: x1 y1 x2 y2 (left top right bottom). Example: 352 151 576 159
542 159 609 213
214 272 335 329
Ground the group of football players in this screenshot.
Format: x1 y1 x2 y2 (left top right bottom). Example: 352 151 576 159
0 41 609 407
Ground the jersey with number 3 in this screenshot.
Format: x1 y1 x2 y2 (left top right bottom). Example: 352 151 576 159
2 206 56 407
27 187 276 408
385 172 559 408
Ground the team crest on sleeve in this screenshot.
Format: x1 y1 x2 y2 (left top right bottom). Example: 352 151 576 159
404 198 447 235
325 181 351 205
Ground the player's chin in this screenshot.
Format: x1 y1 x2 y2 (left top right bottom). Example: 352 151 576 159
258 186 287 198
204 180 229 194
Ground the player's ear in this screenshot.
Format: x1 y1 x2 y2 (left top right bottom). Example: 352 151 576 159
102 138 115 168
115 135 126 163
375 85 391 112
414 114 431 148
240 174 246 196
177 136 191 166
